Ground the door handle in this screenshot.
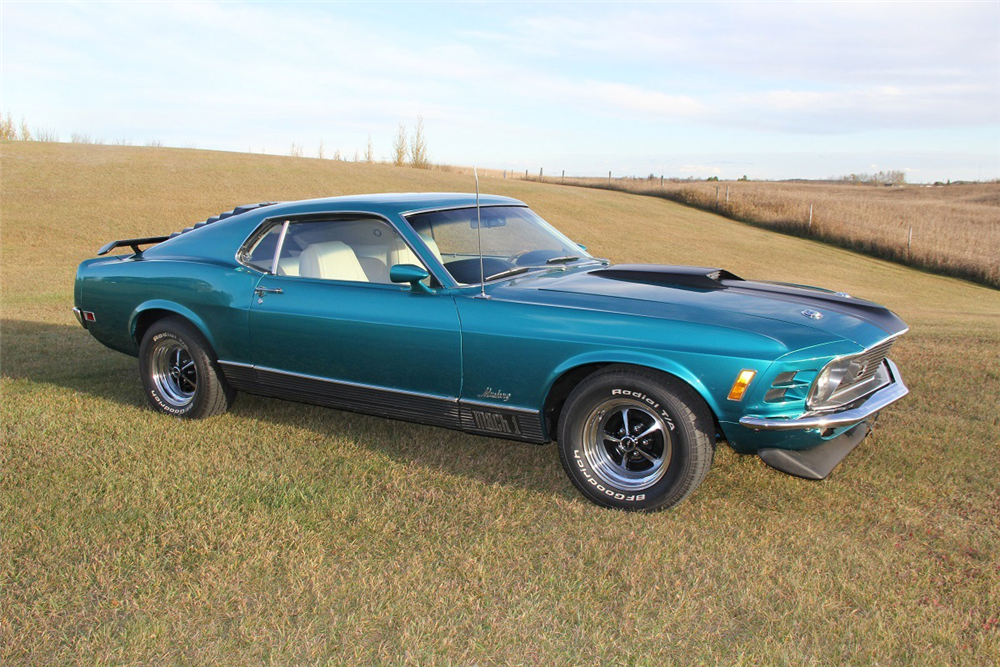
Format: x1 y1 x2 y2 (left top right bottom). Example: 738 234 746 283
254 286 283 296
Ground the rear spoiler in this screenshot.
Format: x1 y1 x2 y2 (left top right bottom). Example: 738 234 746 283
97 236 171 256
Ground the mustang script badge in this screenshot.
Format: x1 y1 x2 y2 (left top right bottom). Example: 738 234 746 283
478 387 511 402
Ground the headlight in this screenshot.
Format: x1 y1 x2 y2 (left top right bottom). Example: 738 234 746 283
807 354 864 409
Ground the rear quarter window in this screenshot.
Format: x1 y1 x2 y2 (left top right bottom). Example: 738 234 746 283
243 225 282 272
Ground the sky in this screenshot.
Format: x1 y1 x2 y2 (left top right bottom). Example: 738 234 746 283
2 1 998 182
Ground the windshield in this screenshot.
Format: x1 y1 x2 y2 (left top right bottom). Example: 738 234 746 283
406 206 591 285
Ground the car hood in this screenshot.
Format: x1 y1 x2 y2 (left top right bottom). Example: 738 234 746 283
495 264 907 350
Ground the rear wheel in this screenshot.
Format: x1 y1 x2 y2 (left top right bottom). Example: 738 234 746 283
557 366 715 511
139 317 235 419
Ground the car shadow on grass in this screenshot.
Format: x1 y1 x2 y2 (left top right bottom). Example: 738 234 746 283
2 318 574 501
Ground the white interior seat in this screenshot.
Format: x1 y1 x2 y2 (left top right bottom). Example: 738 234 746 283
297 241 368 282
357 256 389 283
387 236 443 269
276 256 300 276
420 236 444 264
387 238 422 269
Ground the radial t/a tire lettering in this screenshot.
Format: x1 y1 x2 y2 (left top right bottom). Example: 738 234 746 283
557 365 715 511
138 316 236 419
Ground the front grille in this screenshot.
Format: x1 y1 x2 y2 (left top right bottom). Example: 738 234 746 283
847 338 896 388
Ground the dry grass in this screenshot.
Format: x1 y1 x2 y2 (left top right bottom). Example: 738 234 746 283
544 176 1000 289
2 142 999 665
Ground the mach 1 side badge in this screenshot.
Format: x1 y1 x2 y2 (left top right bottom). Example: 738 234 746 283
801 309 823 320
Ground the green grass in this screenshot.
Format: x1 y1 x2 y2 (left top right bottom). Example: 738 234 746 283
2 142 999 665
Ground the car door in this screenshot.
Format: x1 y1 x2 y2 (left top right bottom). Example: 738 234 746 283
246 215 462 404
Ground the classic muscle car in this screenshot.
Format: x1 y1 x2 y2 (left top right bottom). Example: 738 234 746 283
74 193 908 511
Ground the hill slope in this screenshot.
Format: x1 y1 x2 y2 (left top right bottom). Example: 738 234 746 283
3 142 998 665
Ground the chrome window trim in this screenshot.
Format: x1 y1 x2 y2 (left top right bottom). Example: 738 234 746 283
237 220 285 273
398 202 527 217
235 210 447 287
269 220 290 275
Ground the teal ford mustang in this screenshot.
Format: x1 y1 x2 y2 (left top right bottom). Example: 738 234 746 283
74 193 908 511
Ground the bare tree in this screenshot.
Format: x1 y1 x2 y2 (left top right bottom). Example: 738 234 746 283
409 115 428 168
0 113 15 140
18 116 31 141
318 139 325 159
364 133 374 163
333 148 342 161
392 124 407 166
289 142 303 157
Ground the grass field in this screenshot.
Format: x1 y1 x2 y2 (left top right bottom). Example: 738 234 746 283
3 142 999 666
546 176 1000 289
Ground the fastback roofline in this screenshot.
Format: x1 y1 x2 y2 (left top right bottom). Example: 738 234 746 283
97 201 281 256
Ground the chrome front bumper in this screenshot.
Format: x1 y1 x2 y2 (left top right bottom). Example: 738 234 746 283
739 359 908 432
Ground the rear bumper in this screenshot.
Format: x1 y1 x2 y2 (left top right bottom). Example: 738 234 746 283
738 359 907 432
72 307 87 329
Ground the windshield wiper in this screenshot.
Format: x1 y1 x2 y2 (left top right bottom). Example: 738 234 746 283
484 266 533 282
546 255 581 265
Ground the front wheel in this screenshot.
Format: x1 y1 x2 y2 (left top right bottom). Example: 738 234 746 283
139 316 236 419
557 366 715 511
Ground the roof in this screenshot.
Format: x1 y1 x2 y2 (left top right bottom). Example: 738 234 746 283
272 192 524 214
169 193 524 239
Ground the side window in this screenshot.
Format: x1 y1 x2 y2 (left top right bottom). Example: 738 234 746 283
276 218 428 285
243 224 283 272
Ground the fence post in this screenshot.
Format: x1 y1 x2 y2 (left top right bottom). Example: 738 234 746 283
808 203 813 230
608 170 612 184
561 169 565 182
660 175 664 188
907 225 913 258
539 167 543 180
503 170 506 179
726 186 730 204
525 169 528 179
716 186 720 209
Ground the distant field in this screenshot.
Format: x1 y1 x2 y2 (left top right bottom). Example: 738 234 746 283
546 176 1000 288
2 142 999 666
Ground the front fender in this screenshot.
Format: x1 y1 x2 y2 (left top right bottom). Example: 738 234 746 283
544 350 774 426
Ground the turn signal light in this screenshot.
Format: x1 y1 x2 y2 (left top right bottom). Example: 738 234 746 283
727 369 756 401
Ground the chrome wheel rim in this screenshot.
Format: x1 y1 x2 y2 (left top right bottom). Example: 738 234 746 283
582 398 672 491
151 338 197 408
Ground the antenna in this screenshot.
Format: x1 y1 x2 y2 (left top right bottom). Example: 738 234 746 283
475 166 486 298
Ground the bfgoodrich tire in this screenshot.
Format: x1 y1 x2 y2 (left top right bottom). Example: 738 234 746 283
557 365 715 511
138 316 236 419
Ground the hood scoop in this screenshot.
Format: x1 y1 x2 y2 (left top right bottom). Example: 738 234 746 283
592 264 743 291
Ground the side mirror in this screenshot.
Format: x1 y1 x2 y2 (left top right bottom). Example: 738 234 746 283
390 264 432 293
577 243 588 252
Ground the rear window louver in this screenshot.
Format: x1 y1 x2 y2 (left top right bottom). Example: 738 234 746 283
167 201 279 239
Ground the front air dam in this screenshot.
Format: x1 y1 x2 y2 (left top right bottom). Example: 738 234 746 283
757 422 871 480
